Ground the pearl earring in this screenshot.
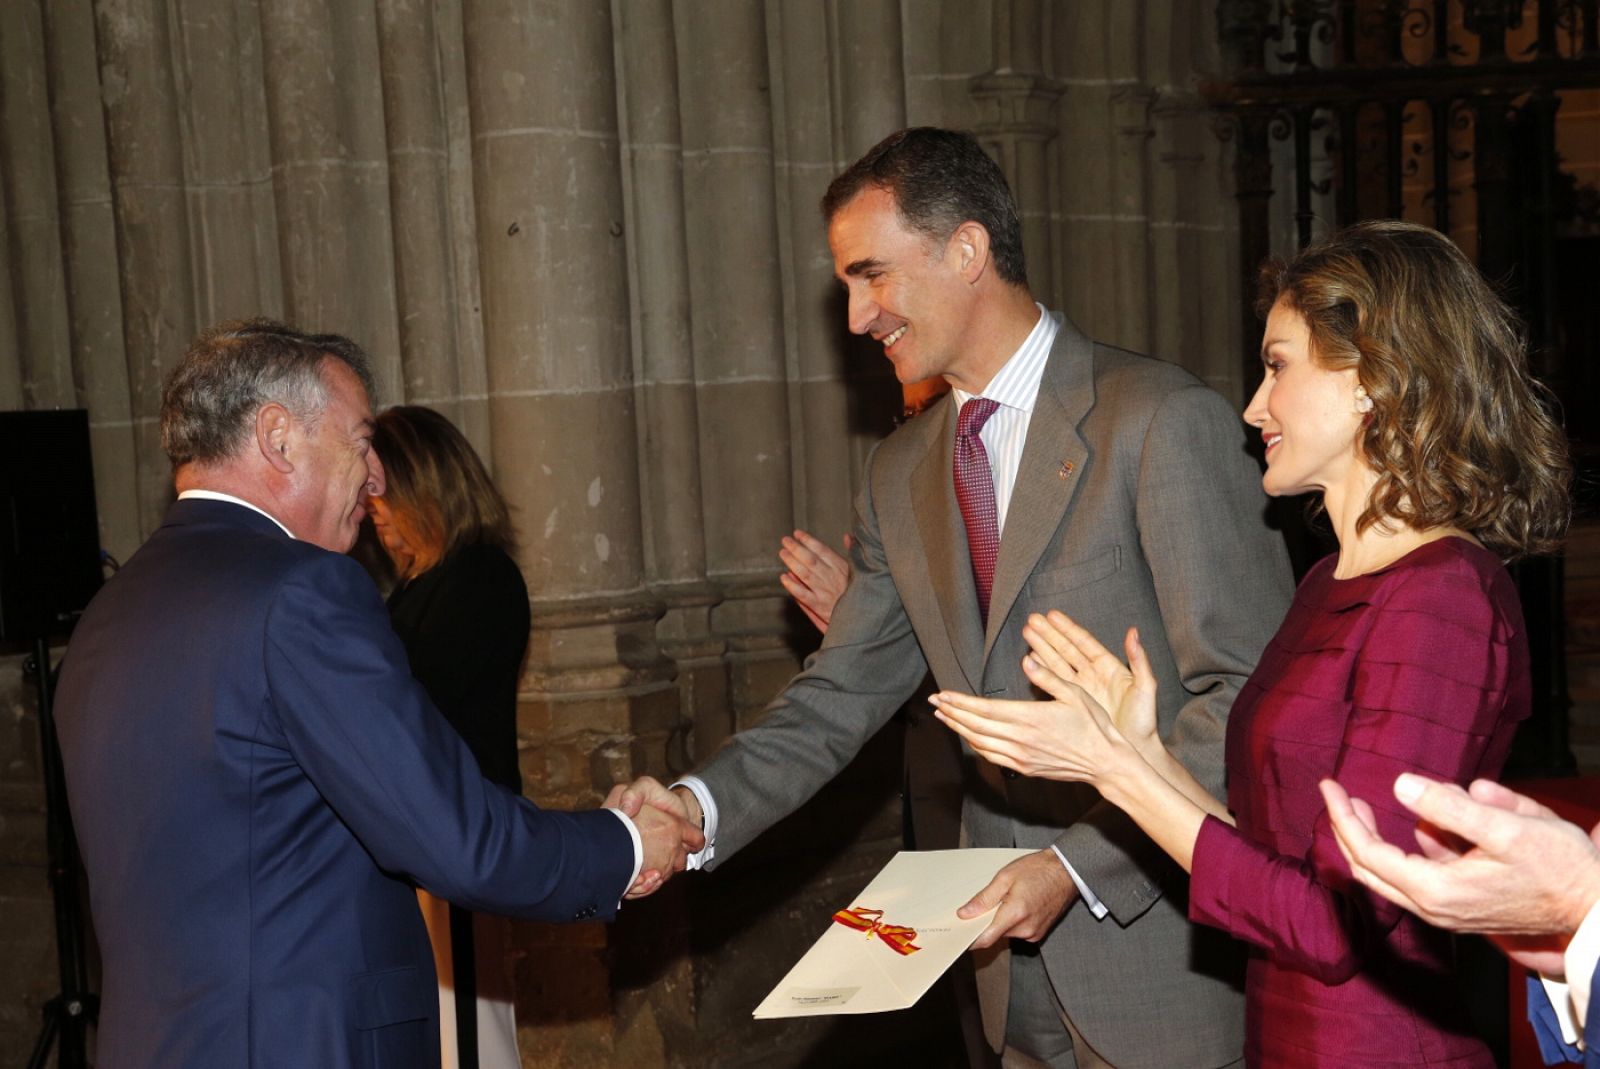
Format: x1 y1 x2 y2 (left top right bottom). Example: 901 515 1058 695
1354 385 1373 414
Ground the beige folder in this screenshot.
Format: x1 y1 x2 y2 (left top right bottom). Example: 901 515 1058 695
753 848 1033 1019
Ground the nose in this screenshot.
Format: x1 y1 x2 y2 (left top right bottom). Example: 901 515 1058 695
1242 375 1270 427
846 284 878 337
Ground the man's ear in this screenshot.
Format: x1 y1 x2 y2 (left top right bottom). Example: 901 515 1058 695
257 403 294 474
951 221 991 284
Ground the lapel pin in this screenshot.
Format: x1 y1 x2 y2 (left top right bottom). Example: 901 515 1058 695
1058 461 1074 480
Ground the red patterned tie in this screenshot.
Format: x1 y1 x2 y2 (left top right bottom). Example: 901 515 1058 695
954 398 1001 623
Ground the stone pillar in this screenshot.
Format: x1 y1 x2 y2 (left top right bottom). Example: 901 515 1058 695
257 0 401 396
0 2 72 409
767 0 905 579
1140 0 1243 392
970 1 1065 309
673 0 796 729
41 0 141 558
373 0 489 440
95 0 201 534
613 0 725 761
168 0 284 326
463 2 673 1059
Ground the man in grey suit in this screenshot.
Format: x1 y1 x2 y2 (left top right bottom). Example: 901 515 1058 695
622 127 1292 1067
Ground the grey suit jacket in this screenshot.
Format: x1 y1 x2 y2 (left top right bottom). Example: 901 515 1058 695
696 315 1293 1068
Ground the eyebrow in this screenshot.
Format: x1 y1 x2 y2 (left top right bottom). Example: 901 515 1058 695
841 257 885 278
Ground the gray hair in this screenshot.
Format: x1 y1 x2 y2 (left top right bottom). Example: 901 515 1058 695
160 318 376 467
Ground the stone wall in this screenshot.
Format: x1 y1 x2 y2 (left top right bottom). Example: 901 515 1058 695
0 2 1242 1064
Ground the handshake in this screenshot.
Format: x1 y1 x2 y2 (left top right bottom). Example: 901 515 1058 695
604 776 707 900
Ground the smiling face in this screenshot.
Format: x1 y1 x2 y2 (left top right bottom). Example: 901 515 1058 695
1243 298 1368 501
828 186 978 390
282 359 385 552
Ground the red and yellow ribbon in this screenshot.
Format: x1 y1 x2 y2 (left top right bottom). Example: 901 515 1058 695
831 906 922 955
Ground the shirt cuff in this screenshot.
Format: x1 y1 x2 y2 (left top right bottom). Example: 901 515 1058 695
1051 844 1108 920
671 775 718 870
1564 896 1600 1038
602 807 644 903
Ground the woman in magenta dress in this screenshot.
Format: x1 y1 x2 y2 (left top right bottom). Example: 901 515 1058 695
932 220 1571 1067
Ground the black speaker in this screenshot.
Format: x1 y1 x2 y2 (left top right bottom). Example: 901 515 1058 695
0 410 103 641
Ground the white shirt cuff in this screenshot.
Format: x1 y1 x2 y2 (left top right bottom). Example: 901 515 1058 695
671 775 718 870
1051 845 1108 920
603 807 644 903
1538 896 1600 1048
1565 897 1600 1039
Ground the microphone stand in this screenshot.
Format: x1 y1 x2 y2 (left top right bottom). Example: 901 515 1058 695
25 636 96 1069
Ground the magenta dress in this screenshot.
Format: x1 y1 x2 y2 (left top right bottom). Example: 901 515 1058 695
1188 538 1528 1068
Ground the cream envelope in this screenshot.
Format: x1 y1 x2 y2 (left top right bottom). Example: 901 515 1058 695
752 848 1033 1019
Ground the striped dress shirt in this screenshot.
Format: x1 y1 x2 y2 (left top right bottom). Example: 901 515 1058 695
949 303 1059 535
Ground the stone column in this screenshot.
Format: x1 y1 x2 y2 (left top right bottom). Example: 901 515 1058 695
95 0 201 534
257 0 401 397
461 0 673 790
613 0 724 761
41 0 140 557
1144 0 1243 396
167 0 284 327
463 3 673 1059
374 0 488 439
673 0 796 730
0 2 73 409
971 0 1065 309
767 0 906 587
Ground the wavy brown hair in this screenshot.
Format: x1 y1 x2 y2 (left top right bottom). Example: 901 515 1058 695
1258 220 1569 559
371 405 515 559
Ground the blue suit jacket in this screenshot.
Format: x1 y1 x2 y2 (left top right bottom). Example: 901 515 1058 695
55 499 634 1068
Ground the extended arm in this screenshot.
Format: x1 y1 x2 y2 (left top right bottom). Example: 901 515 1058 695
265 553 693 920
688 443 934 866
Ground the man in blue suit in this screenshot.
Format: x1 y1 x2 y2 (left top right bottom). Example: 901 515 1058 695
1322 773 1600 1066
54 320 700 1069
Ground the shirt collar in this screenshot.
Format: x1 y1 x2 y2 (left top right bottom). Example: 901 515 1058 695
177 489 295 538
951 303 1059 413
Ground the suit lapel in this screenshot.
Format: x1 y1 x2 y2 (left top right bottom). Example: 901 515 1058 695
911 402 986 687
983 321 1094 662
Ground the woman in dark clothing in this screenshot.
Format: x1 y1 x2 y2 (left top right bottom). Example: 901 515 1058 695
367 404 528 1069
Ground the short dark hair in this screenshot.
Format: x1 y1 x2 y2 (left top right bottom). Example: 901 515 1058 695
1258 220 1570 558
160 319 376 468
821 127 1028 287
372 405 516 558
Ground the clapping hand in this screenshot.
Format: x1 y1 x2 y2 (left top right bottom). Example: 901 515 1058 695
1020 613 1159 752
1321 774 1600 978
779 530 852 635
605 776 705 900
929 613 1154 786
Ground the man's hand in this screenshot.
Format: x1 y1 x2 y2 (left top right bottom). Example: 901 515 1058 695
956 849 1078 949
1321 773 1600 976
605 776 705 899
778 530 852 635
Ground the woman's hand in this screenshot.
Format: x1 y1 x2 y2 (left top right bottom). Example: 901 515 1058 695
929 683 1137 786
1020 612 1160 752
